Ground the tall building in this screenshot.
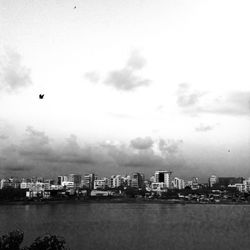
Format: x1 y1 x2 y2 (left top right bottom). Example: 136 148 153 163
84 173 96 189
58 176 68 185
191 177 199 190
208 175 217 188
130 173 143 188
173 177 185 189
110 175 122 188
154 170 172 188
68 174 82 188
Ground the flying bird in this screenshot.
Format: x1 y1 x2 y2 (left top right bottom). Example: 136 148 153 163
39 94 44 99
74 6 76 9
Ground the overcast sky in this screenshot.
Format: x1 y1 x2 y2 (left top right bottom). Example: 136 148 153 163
0 0 250 181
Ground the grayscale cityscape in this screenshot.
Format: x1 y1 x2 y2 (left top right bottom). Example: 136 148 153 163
1 0 250 249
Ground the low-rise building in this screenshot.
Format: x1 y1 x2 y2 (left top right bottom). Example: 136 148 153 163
172 177 185 190
94 178 109 190
90 190 114 197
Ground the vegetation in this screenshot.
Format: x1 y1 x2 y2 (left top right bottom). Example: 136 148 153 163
0 188 26 201
0 230 68 250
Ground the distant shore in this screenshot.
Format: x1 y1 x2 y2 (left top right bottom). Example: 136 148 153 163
1 198 250 206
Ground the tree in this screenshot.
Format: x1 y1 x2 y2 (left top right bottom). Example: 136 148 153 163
0 230 24 250
26 234 67 250
0 230 68 250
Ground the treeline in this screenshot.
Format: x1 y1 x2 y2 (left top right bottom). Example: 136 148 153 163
0 230 69 250
0 188 26 201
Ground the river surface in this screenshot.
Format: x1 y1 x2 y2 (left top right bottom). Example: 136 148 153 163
0 203 250 250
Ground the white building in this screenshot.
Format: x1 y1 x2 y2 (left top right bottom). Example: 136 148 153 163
61 181 74 189
0 179 6 189
154 170 172 188
110 175 122 188
173 177 185 189
90 190 114 196
209 175 217 187
94 178 109 190
228 179 250 193
151 182 167 191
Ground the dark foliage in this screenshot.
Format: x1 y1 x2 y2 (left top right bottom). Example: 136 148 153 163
0 188 26 201
0 230 68 250
25 234 67 250
0 230 24 250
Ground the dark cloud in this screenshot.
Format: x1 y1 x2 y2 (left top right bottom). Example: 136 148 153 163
130 137 154 150
195 124 214 132
104 51 151 91
84 71 100 83
100 141 164 169
0 49 32 92
0 128 186 178
5 165 32 172
18 126 52 159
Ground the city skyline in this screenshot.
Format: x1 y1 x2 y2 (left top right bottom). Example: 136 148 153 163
1 0 250 181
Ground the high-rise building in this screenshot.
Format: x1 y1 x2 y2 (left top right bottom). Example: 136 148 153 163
130 173 143 188
173 177 185 189
154 170 172 188
110 175 122 188
84 173 96 189
58 176 68 185
208 175 217 188
68 174 82 188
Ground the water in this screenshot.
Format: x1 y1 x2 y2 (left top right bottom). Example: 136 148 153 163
0 203 250 250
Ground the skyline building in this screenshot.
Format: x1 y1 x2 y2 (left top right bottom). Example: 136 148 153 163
130 173 143 189
154 170 172 188
68 174 82 188
208 175 217 188
84 173 96 190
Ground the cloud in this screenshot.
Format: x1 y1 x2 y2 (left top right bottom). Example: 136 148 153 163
108 112 135 119
18 126 51 159
104 68 150 91
176 83 204 107
100 141 165 168
130 137 154 150
205 91 250 116
5 165 32 172
0 135 8 140
84 71 100 83
176 84 250 116
104 51 151 91
0 49 32 92
0 128 185 177
195 124 214 132
158 139 183 155
127 50 146 70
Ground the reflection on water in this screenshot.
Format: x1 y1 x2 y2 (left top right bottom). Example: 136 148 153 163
1 203 250 250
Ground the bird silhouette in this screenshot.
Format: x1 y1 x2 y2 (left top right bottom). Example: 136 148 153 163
39 94 44 99
74 6 76 9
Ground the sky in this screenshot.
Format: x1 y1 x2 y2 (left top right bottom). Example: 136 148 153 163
0 0 250 181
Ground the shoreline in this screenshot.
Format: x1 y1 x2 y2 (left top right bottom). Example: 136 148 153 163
1 199 250 206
